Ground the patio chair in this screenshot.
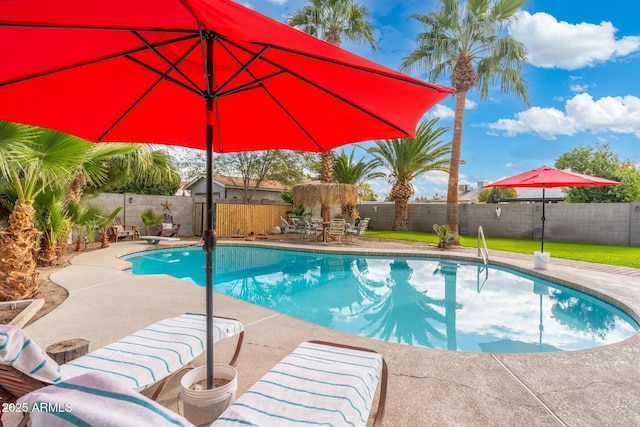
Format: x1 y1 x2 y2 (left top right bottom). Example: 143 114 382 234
17 372 194 427
212 340 388 427
159 213 181 237
346 217 370 242
108 217 139 242
280 216 296 233
325 218 346 245
0 314 244 406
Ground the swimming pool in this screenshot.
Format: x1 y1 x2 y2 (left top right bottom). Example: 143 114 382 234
122 245 639 353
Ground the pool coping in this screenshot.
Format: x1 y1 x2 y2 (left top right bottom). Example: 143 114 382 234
18 238 640 426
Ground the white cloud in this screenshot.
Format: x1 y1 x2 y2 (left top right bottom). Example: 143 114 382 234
427 104 455 120
487 93 640 139
509 11 640 70
569 84 588 93
505 163 520 169
266 0 287 4
427 99 476 120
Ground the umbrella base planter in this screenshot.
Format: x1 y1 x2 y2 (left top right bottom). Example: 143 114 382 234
179 364 237 425
534 251 550 270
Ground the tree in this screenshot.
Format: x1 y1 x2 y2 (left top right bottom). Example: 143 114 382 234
478 187 517 203
214 150 315 202
401 0 529 238
333 148 385 185
0 123 87 300
94 148 182 196
287 0 376 184
555 144 640 202
358 183 378 201
140 208 163 235
368 119 451 230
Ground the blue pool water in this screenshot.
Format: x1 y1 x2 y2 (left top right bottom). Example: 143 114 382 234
122 246 639 353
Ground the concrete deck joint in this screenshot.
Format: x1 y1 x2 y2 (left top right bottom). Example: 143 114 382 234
492 355 567 426
245 313 280 328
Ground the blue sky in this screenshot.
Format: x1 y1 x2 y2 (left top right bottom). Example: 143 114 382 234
240 0 640 199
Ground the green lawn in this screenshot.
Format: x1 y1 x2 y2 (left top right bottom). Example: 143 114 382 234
366 230 640 269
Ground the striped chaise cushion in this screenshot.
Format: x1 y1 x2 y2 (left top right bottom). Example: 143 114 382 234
213 341 386 427
60 313 243 391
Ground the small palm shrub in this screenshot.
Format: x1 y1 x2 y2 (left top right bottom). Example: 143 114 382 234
433 224 458 249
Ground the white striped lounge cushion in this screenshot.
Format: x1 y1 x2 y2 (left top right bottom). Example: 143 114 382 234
213 341 383 427
60 313 243 391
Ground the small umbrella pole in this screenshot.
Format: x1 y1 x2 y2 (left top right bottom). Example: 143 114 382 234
540 187 546 253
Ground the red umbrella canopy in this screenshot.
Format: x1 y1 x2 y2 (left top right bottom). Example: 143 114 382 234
485 166 621 189
0 0 454 153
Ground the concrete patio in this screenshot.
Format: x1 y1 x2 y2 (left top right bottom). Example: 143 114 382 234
12 238 640 426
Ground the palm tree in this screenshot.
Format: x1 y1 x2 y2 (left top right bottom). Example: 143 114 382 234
368 118 451 230
140 208 163 235
0 123 87 300
333 148 385 185
288 0 376 183
334 147 385 222
401 0 529 237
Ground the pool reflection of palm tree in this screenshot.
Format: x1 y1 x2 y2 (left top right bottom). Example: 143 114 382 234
433 262 462 351
362 260 446 347
549 289 618 339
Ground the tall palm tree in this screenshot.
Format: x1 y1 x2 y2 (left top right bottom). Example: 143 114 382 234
288 0 376 183
0 123 87 300
368 118 451 230
401 0 529 237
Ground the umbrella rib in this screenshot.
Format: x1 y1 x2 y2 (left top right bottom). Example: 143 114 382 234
257 43 451 91
212 41 270 95
97 77 166 142
212 38 287 97
217 35 411 136
124 36 205 97
214 40 322 150
131 31 201 92
0 33 199 88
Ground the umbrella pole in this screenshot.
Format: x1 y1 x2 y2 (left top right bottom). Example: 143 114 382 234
540 187 546 253
203 34 216 390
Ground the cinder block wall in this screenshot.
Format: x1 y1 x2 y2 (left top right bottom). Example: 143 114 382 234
84 195 640 246
87 193 194 236
358 202 640 246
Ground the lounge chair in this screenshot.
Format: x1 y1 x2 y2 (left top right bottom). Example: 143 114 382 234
0 314 244 405
15 341 386 427
213 340 388 427
17 372 194 427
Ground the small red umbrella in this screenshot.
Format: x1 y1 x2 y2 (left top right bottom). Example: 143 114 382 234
0 0 454 387
485 166 620 252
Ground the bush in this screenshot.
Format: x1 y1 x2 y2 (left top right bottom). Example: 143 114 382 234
433 224 458 249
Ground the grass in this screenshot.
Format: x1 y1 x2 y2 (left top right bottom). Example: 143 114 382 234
366 230 640 269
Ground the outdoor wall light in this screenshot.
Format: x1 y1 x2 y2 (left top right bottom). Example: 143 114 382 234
636 206 640 212
495 207 502 218
128 197 133 204
536 205 541 211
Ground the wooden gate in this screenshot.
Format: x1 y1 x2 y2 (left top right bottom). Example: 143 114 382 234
195 202 290 237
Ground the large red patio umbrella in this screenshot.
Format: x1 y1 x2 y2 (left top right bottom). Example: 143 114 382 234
0 0 454 388
485 166 620 252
